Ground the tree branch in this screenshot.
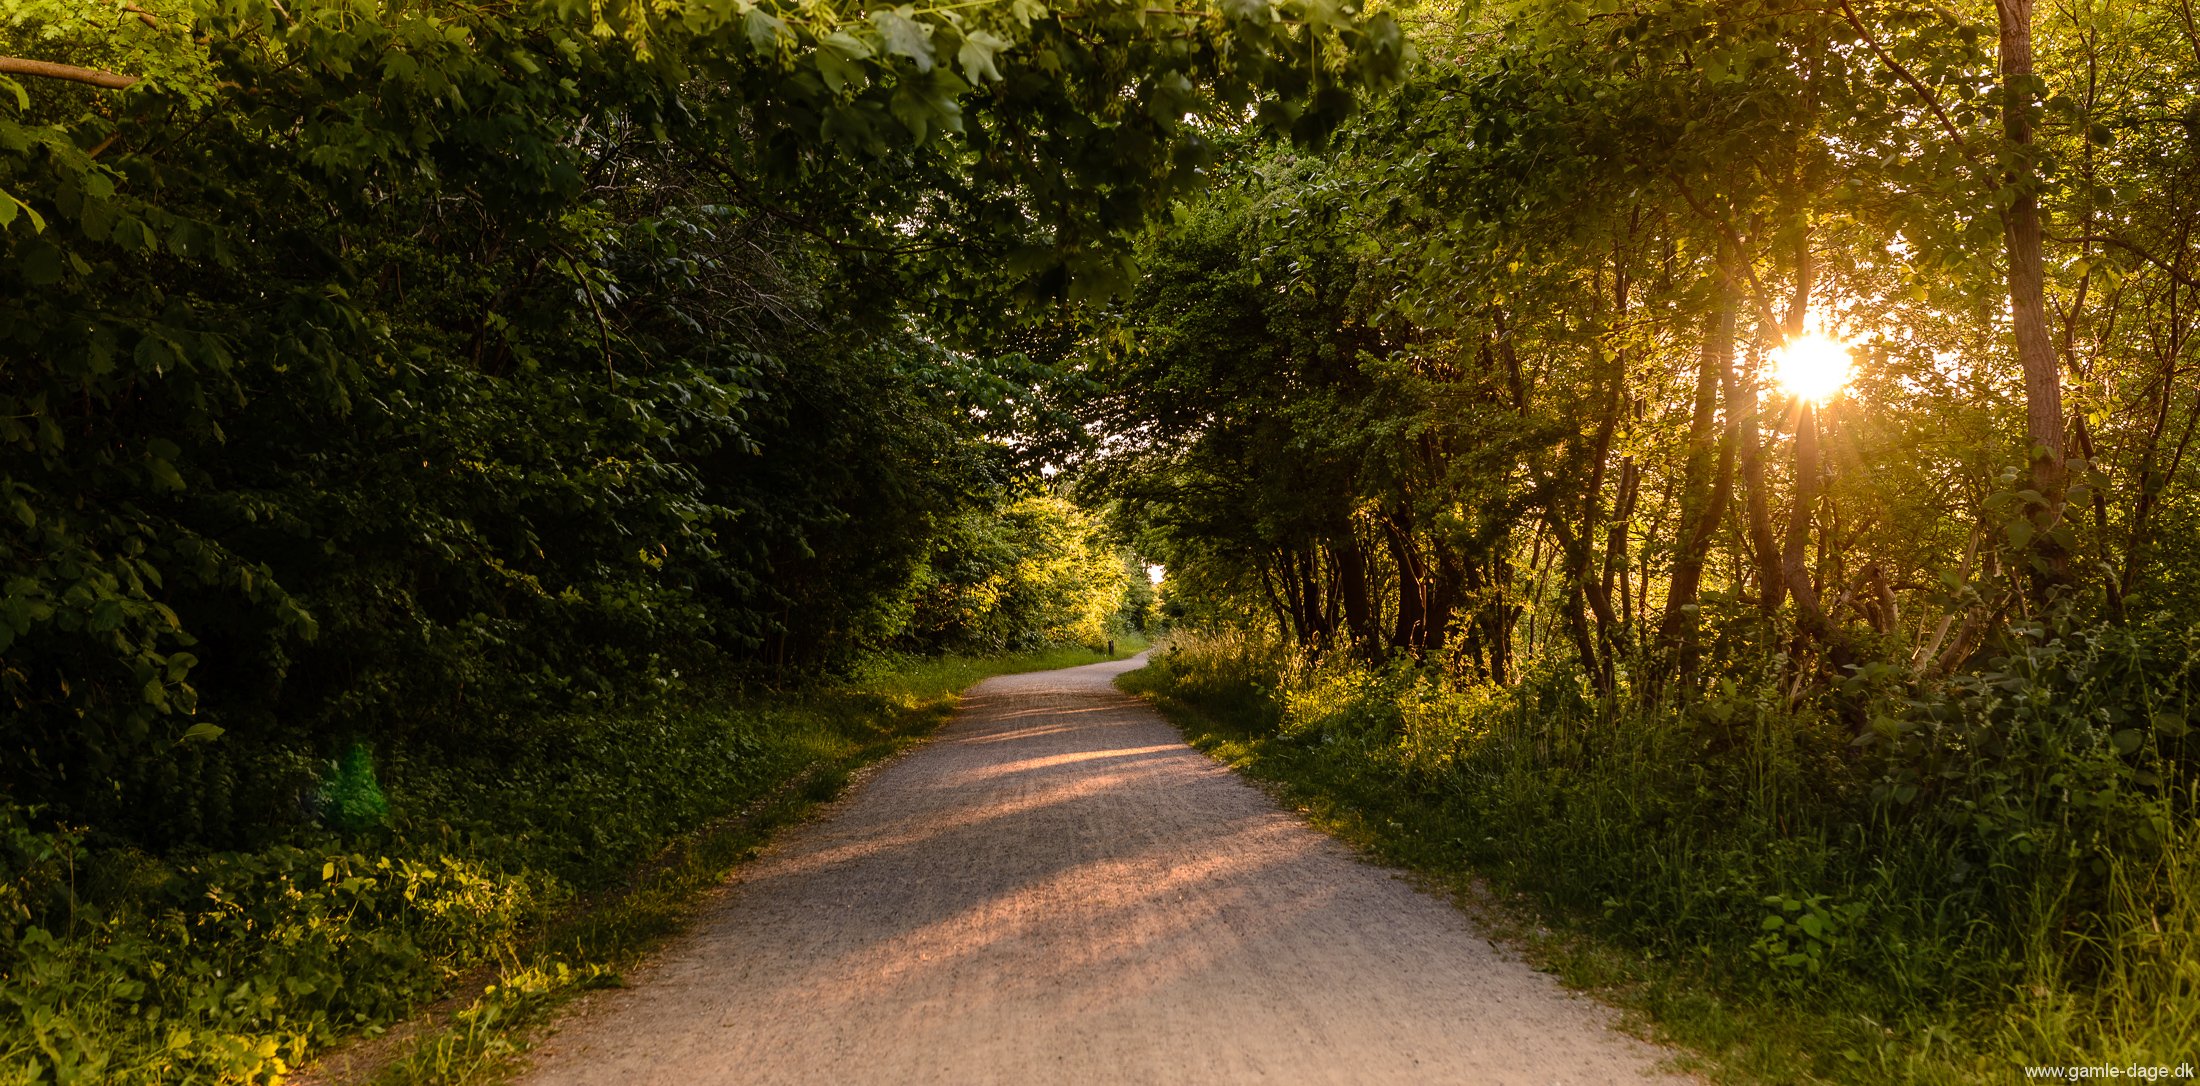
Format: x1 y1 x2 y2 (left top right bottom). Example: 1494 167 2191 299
0 56 141 89
1836 0 1974 159
1648 160 1774 318
2053 232 2200 290
561 254 619 383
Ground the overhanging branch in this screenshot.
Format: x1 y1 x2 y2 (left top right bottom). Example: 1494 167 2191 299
1836 0 1975 161
0 56 141 90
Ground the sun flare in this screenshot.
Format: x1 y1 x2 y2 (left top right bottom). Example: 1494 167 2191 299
1771 332 1855 404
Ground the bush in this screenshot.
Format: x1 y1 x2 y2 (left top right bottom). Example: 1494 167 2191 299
0 805 538 1085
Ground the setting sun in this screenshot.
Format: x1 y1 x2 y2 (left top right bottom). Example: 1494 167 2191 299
1771 332 1855 404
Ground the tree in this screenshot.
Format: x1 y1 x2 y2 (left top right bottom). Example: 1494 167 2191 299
0 0 1401 838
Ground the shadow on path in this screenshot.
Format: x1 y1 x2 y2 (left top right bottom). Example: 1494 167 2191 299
519 654 1694 1086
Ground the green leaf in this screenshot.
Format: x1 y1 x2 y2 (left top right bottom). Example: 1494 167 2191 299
816 44 867 95
177 722 225 745
822 29 874 59
957 30 1010 83
871 10 934 72
134 336 174 375
2112 729 2144 755
19 239 63 284
148 457 185 492
744 9 790 51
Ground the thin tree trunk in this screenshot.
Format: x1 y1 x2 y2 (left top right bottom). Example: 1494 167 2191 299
1997 0 2069 580
1783 404 1831 642
1603 456 1639 637
1485 550 1515 685
1386 520 1427 651
1660 295 1738 659
1733 321 1783 610
2118 258 2196 602
1336 537 1379 649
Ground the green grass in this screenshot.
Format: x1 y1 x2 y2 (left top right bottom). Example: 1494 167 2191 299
1115 663 1771 1082
1118 633 2200 1086
340 641 1140 1086
0 643 1140 1086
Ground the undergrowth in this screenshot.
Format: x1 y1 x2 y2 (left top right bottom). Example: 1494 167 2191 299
0 643 1133 1086
1121 628 2200 1085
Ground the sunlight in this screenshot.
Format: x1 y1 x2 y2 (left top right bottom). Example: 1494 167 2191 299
1771 331 1855 404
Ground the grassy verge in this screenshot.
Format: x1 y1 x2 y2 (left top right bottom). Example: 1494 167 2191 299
1118 633 2200 1086
349 640 1153 1086
1 643 1135 1086
341 641 1144 1086
1116 660 1758 1082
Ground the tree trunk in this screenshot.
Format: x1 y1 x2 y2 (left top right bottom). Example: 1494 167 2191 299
1336 538 1379 649
1782 404 1831 641
1551 517 1617 693
1603 456 1639 637
1730 278 1784 611
1297 549 1332 645
1660 295 1737 659
1260 558 1302 647
1386 522 1427 651
1997 0 2068 578
1425 544 1464 651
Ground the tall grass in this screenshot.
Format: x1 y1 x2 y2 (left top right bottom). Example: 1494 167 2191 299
1125 629 2200 1083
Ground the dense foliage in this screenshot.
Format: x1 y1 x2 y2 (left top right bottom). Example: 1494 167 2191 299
0 0 1393 1080
1091 0 2200 1076
13 0 2197 1076
1 0 1395 841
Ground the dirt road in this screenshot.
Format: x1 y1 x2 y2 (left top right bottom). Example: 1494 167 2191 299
518 655 1692 1085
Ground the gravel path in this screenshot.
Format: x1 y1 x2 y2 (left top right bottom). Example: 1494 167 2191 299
518 655 1693 1085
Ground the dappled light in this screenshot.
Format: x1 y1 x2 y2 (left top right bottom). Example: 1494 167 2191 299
523 662 1686 1085
960 743 1186 781
1081 0 2200 1069
4 0 2196 1078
